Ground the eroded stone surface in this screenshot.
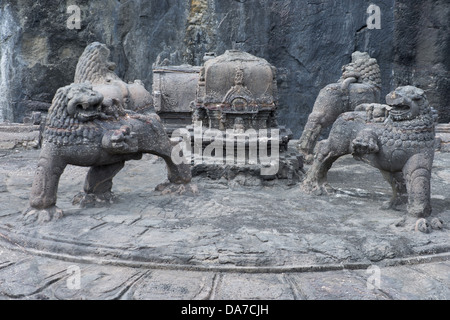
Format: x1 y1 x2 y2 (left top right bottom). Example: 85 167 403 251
0 148 449 299
298 51 382 161
24 82 191 224
302 86 437 220
1 147 449 269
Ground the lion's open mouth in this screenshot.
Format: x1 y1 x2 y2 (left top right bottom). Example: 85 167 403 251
389 104 411 117
75 102 103 121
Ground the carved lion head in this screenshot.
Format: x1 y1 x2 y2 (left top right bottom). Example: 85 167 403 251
386 86 432 122
74 42 152 112
48 83 104 124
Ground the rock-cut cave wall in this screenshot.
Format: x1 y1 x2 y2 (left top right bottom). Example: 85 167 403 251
0 0 448 137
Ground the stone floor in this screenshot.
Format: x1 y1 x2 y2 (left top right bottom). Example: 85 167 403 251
0 146 449 300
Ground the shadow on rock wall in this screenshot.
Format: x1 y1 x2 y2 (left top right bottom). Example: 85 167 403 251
0 0 448 137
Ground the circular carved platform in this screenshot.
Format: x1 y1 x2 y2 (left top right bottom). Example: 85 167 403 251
0 149 449 273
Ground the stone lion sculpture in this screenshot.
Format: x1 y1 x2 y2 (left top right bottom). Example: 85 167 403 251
23 83 192 224
298 51 382 163
74 42 153 114
301 86 436 221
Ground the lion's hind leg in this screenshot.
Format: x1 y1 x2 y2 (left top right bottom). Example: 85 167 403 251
297 114 324 164
301 115 361 195
132 115 192 185
379 170 407 211
298 85 344 163
301 138 345 195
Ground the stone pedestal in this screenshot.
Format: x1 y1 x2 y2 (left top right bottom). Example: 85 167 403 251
152 50 304 184
188 50 303 183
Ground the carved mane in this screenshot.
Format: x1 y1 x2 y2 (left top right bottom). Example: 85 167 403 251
44 84 102 146
340 51 382 89
74 42 121 84
46 85 71 126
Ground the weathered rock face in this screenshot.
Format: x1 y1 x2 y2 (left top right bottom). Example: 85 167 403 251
0 0 121 122
0 0 448 136
392 0 450 123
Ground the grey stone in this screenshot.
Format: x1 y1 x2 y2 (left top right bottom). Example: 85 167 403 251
0 148 449 300
23 81 192 224
436 124 450 152
74 42 153 114
193 50 279 131
51 265 146 300
0 257 67 299
430 217 443 230
0 146 448 271
297 51 382 162
0 124 40 151
129 270 216 300
149 49 303 185
416 218 432 233
302 86 437 219
361 237 396 262
152 65 202 133
362 264 450 300
287 271 390 300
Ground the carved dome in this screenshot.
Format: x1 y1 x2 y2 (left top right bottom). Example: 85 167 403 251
200 50 277 109
194 50 278 130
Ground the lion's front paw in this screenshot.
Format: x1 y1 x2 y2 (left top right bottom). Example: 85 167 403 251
23 206 63 225
415 217 444 233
